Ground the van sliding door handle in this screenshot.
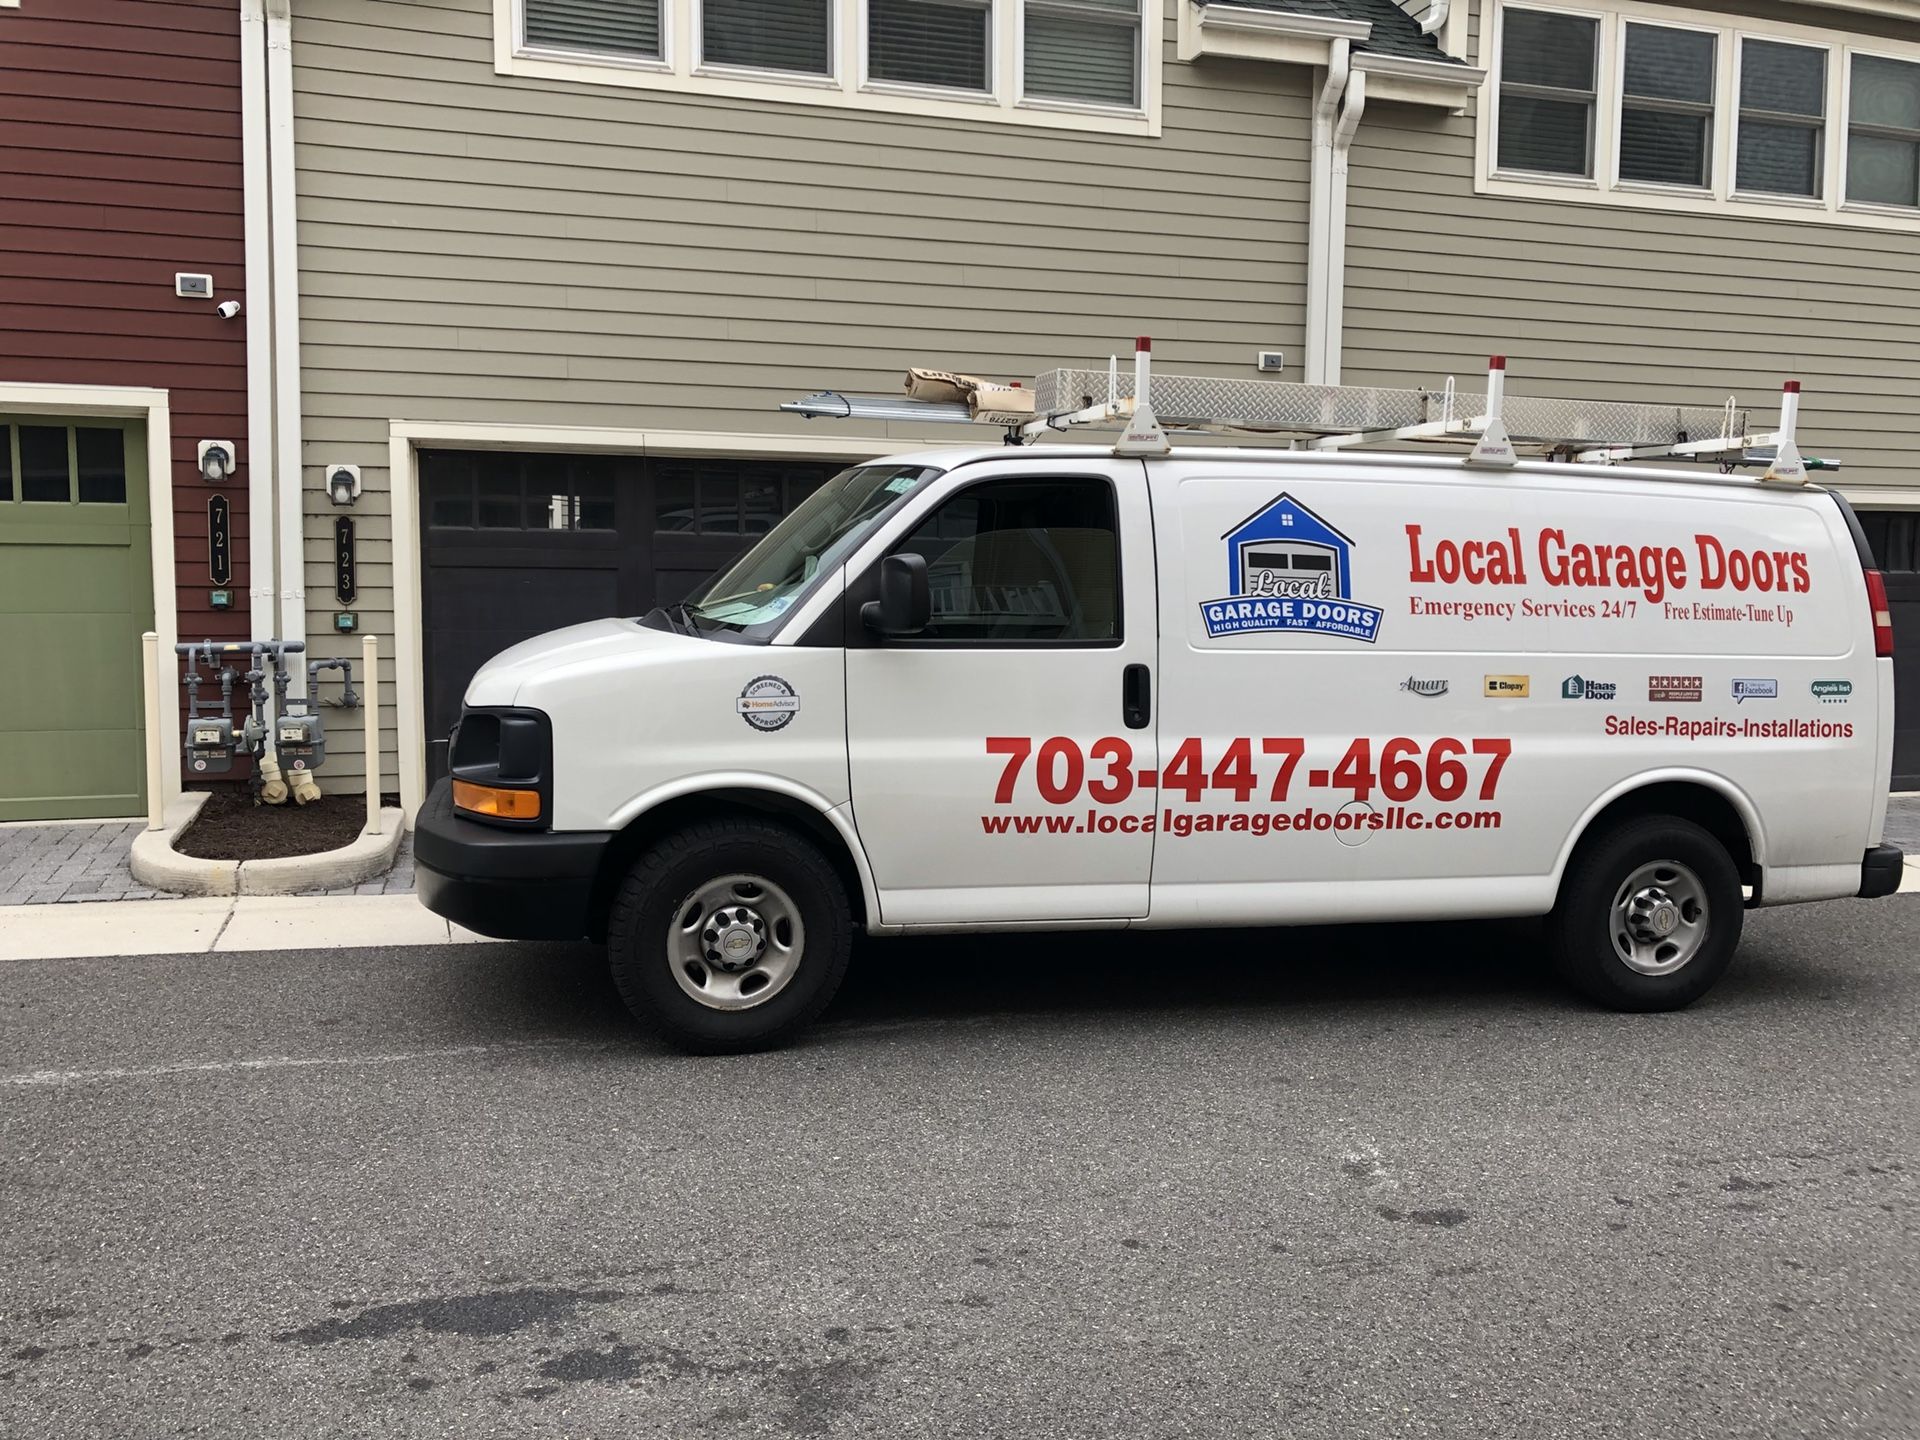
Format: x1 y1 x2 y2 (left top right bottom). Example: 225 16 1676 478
1123 664 1151 730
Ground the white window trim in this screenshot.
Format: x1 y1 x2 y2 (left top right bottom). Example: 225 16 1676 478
858 0 999 102
1609 14 1720 196
696 0 840 85
1729 31 1832 208
1014 0 1153 118
1476 0 1920 233
497 0 1161 136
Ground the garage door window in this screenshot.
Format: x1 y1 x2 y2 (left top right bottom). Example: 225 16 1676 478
9 425 126 505
655 461 832 536
425 452 616 531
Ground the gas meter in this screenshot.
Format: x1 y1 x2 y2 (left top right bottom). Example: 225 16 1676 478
186 717 236 775
276 705 326 771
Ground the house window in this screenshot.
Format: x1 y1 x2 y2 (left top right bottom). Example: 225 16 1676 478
1847 54 1920 209
1619 22 1713 188
702 0 832 75
503 0 1157 132
868 0 990 92
1481 2 1920 232
1736 39 1825 198
524 0 663 62
1023 0 1142 109
1496 7 1599 178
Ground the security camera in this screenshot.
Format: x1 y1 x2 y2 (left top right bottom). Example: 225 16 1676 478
326 464 362 506
216 300 242 320
198 441 236 484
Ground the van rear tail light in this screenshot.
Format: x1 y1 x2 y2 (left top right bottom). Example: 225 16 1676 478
1866 569 1895 658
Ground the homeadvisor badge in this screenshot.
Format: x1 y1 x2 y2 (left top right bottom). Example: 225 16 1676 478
736 675 799 732
1200 493 1383 643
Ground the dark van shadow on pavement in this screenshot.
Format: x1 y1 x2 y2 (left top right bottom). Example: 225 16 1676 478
447 904 1847 1051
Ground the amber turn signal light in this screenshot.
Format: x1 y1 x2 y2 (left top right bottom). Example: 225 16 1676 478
452 779 541 821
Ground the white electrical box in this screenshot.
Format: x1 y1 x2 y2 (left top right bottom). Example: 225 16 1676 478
1256 351 1285 373
175 273 214 299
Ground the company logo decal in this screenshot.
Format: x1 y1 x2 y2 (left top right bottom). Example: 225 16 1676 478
1731 678 1778 703
736 675 800 732
1649 675 1704 703
1201 494 1383 642
1812 679 1853 703
1400 676 1449 697
1560 675 1617 700
1484 675 1530 698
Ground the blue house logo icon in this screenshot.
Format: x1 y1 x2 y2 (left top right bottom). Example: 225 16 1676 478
1200 493 1383 642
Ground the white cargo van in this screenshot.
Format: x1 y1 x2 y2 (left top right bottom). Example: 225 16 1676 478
416 359 1903 1051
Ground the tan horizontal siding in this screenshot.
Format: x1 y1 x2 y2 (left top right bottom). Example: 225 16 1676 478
1345 5 1920 494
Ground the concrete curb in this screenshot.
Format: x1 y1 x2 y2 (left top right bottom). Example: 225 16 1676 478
130 796 407 898
238 810 406 895
128 793 234 897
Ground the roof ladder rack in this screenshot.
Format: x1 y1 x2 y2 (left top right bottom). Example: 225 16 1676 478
778 338 1836 480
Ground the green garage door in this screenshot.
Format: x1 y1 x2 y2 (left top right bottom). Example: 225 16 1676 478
0 420 153 821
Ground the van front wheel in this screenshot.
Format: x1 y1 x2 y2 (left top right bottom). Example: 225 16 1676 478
606 819 853 1053
1548 816 1743 1012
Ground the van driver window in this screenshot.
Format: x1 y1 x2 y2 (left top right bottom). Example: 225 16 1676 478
891 478 1120 643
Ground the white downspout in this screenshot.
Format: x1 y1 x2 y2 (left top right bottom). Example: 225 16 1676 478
239 0 276 644
1304 40 1349 386
1419 0 1449 35
265 0 306 696
1324 69 1367 386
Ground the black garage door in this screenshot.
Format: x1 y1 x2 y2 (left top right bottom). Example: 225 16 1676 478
420 449 842 782
1859 510 1919 791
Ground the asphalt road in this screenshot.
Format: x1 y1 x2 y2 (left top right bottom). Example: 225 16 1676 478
2 900 1917 1438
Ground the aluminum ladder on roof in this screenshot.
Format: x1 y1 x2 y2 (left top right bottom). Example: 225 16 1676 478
779 338 1831 484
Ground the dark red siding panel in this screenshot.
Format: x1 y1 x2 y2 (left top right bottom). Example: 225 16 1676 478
0 0 252 783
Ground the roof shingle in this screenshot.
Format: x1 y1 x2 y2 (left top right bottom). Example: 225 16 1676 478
1195 0 1465 65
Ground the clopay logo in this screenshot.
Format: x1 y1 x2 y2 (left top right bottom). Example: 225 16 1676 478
1201 494 1384 643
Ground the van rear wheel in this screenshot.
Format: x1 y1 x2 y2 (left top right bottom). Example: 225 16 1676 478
607 819 853 1053
1548 816 1743 1012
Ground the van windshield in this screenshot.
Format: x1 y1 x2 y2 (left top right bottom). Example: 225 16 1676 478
677 463 943 636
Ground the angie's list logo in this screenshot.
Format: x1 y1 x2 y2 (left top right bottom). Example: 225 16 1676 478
1401 676 1448 697
1201 494 1384 643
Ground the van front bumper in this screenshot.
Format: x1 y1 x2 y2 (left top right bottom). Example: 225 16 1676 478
413 778 609 940
1858 845 1906 900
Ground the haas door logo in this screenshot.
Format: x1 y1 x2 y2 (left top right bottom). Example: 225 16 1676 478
1200 494 1384 642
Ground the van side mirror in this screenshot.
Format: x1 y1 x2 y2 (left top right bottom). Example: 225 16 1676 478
862 552 930 636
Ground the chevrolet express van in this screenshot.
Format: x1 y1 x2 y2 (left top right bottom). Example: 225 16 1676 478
415 446 1903 1051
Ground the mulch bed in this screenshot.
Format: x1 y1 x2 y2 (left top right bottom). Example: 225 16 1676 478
175 788 371 861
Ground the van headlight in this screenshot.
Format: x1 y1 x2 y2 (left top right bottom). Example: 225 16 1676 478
449 707 551 827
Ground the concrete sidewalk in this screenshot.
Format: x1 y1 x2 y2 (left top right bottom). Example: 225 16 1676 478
0 893 490 962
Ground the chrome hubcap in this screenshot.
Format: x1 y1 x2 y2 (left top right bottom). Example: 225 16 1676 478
670 874 803 1011
1611 861 1709 976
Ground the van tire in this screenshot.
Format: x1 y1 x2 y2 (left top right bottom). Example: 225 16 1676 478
606 819 853 1053
1548 816 1743 1012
